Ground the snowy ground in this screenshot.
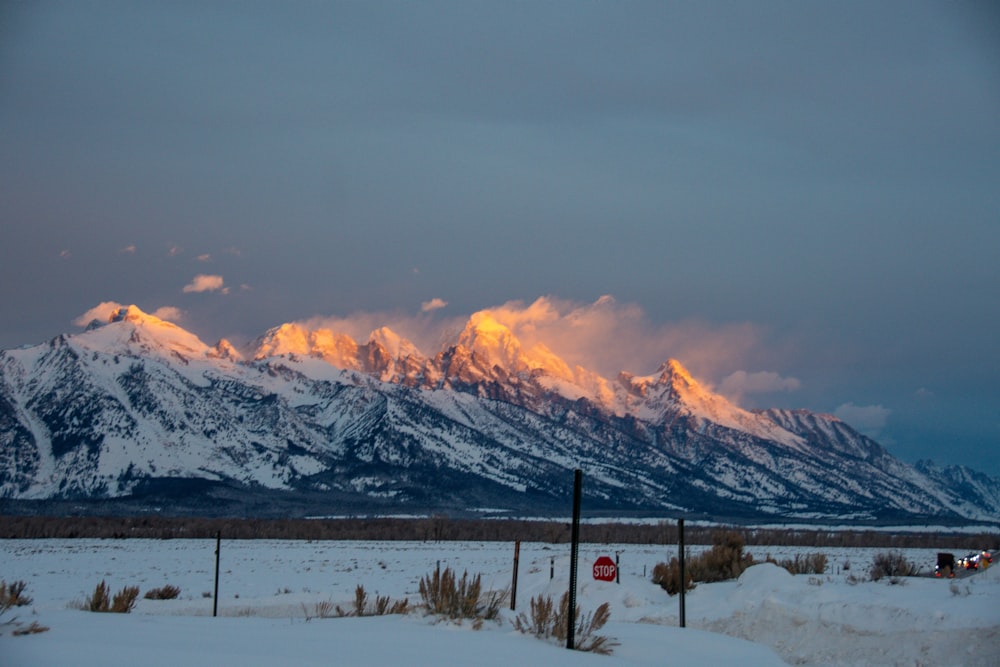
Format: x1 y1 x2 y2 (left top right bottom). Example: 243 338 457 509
2 539 998 666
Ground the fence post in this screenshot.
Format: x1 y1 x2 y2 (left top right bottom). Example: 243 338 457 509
511 540 520 610
678 518 686 628
213 531 221 618
567 468 582 650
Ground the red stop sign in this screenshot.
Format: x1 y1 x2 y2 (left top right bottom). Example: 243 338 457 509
592 555 617 581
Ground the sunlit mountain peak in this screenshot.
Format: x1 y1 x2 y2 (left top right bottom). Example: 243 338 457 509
455 311 576 383
254 322 311 358
74 304 211 360
368 326 422 361
458 312 521 364
253 323 359 368
209 338 243 362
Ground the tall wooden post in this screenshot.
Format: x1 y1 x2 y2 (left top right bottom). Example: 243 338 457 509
678 518 686 628
567 469 582 650
213 531 221 618
511 540 521 611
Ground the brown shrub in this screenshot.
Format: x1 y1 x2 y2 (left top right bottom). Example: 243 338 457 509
870 551 919 581
418 565 506 626
514 592 617 655
84 581 139 613
144 584 181 600
111 585 139 613
653 530 755 594
651 558 694 595
88 580 110 612
767 553 828 575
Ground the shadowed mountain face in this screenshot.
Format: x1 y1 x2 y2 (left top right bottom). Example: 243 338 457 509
1 305 997 523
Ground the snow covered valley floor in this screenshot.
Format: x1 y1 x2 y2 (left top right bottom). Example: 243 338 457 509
2 539 998 666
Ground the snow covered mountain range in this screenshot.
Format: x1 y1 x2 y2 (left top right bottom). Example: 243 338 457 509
1 305 997 523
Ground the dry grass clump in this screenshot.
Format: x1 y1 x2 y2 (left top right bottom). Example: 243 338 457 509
144 584 181 600
338 585 409 617
302 599 336 620
82 580 140 613
12 621 49 635
1 579 47 635
418 565 507 627
1 580 33 613
653 531 755 595
768 553 828 575
514 592 617 655
302 585 409 621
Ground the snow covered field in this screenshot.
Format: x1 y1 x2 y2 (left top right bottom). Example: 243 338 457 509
2 538 998 666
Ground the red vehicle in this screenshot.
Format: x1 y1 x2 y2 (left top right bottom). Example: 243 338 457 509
956 551 992 571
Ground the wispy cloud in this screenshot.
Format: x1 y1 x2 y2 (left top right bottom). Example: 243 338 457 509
293 295 774 383
167 245 183 257
834 402 890 436
58 249 71 259
421 298 448 313
718 370 800 403
151 306 184 323
119 244 136 254
182 274 228 294
196 253 211 262
74 302 184 327
471 296 767 381
73 301 125 326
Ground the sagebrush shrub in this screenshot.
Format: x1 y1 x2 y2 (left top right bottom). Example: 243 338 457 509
418 565 506 626
111 585 139 613
870 551 918 581
653 531 755 594
651 558 693 595
85 581 139 613
514 592 616 655
88 580 111 612
767 553 828 575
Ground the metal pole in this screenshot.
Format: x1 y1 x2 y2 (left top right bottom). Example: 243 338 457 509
567 469 582 650
511 540 521 611
678 518 686 628
213 531 221 618
550 556 554 580
616 551 621 584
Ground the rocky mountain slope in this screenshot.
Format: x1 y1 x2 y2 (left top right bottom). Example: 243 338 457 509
1 305 997 523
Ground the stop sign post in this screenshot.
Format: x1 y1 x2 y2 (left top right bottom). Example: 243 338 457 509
592 555 617 582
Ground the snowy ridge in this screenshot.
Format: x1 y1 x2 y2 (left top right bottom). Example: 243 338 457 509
1 305 998 522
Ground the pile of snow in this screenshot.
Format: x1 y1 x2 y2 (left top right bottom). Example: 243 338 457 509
2 540 997 666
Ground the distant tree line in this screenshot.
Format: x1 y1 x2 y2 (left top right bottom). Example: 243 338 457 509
0 514 996 549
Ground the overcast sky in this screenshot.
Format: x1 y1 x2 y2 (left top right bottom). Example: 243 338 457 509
2 1 998 475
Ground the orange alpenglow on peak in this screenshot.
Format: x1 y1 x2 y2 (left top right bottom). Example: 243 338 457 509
457 311 575 382
253 323 359 368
